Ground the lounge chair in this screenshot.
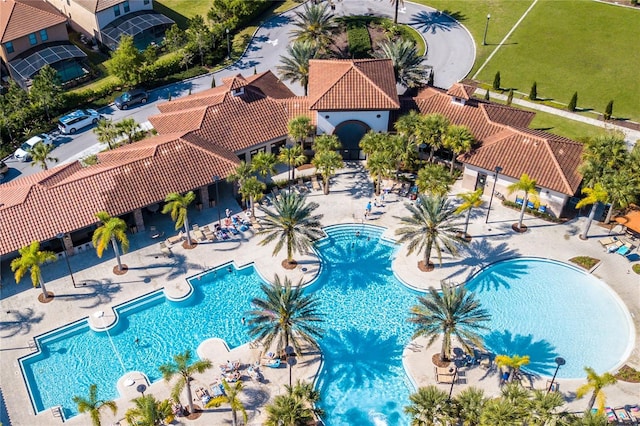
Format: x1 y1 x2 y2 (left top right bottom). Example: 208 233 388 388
203 225 216 241
538 205 547 214
614 407 633 424
527 200 535 209
210 382 225 397
311 175 321 191
166 232 183 246
604 407 617 424
297 178 310 193
434 366 456 384
605 240 623 252
598 236 617 247
515 197 524 206
616 243 633 256
193 229 206 241
625 405 639 422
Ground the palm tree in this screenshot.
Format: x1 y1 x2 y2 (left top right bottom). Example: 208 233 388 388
576 183 609 240
205 380 247 426
395 194 466 270
444 124 474 174
92 211 130 273
576 367 617 412
246 275 324 357
499 383 531 421
455 189 484 237
93 119 118 149
312 149 343 195
480 397 524 426
278 144 307 183
394 110 422 169
28 142 58 170
601 169 637 224
161 191 196 247
495 354 530 382
408 284 490 362
507 173 539 231
290 2 336 52
404 385 452 426
239 176 266 217
453 387 486 426
115 118 139 144
158 350 212 416
390 0 405 24
419 113 450 163
287 115 315 151
374 39 428 89
251 151 278 182
256 192 324 266
416 164 454 196
10 241 57 300
312 134 341 152
226 160 253 185
264 381 321 426
278 41 317 95
579 132 628 187
528 389 571 426
124 394 172 426
72 384 117 426
574 410 607 426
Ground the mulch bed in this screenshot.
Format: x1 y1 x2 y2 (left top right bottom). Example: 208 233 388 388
432 353 451 368
418 260 435 272
182 240 197 249
113 265 128 275
185 405 203 420
282 259 298 270
512 223 528 233
38 292 55 303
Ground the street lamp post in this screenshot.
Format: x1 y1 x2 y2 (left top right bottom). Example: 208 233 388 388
485 166 503 223
447 366 458 400
212 176 222 228
225 28 231 59
547 357 566 394
483 14 491 45
56 233 78 288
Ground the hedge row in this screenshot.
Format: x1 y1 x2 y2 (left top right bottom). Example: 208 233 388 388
347 24 371 58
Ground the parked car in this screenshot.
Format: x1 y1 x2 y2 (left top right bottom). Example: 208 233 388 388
58 109 102 134
114 89 148 110
14 134 53 162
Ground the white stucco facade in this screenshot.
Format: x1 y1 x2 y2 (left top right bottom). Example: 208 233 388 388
315 110 390 135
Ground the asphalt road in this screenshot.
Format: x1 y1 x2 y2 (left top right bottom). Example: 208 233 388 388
3 0 475 182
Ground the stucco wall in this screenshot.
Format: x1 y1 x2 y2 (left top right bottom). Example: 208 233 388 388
2 23 68 63
97 0 154 30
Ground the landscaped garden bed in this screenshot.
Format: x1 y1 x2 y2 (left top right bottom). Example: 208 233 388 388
568 256 600 270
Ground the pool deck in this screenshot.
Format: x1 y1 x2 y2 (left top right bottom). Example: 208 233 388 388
0 162 638 425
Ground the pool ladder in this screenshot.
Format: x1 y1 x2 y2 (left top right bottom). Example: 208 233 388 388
51 405 64 422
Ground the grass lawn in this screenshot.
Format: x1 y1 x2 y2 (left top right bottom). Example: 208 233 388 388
154 0 212 29
474 0 640 122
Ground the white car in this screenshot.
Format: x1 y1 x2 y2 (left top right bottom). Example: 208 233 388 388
58 109 102 134
14 134 53 162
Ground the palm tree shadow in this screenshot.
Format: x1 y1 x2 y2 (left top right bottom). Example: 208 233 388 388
319 328 402 390
0 308 44 338
483 330 559 377
317 235 392 290
165 252 203 280
409 10 464 35
445 240 520 287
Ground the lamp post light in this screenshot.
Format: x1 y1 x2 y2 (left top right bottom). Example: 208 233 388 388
225 28 231 59
56 233 78 288
483 14 491 45
547 357 566 394
212 176 222 228
447 366 458 400
485 166 503 224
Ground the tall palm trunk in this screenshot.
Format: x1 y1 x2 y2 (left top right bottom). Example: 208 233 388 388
429 147 435 163
184 216 192 247
450 152 457 174
287 231 294 263
111 237 123 271
38 274 48 298
588 390 598 411
186 377 195 414
517 194 529 229
232 410 237 426
394 0 399 24
424 238 433 267
250 195 256 217
580 203 598 239
604 198 615 224
464 208 472 235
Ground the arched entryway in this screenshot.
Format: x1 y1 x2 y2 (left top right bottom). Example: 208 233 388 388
333 120 370 160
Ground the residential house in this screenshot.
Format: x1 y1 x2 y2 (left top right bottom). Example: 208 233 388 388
46 0 173 50
0 0 88 88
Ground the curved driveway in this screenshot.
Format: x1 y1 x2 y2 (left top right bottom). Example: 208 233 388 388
225 0 476 93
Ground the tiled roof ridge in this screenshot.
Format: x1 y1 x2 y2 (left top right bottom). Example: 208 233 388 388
353 60 400 108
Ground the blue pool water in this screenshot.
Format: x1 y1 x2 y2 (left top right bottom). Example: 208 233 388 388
466 258 633 379
20 226 634 424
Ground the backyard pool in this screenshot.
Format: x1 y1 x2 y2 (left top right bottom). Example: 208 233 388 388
20 225 634 425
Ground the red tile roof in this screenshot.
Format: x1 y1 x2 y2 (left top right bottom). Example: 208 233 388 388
308 59 400 111
446 83 475 100
0 133 239 255
1 0 67 43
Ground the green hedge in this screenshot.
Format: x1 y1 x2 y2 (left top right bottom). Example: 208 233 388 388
502 200 564 223
347 24 371 58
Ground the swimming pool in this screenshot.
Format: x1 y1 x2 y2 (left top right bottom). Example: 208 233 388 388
466 258 634 379
20 226 635 424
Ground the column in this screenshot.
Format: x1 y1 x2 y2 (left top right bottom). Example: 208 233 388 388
133 208 145 233
61 233 74 256
199 186 210 209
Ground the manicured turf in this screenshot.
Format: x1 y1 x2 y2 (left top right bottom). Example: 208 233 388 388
154 0 212 29
474 0 640 122
526 108 607 142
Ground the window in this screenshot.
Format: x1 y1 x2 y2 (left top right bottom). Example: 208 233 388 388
4 41 14 54
123 1 130 13
39 29 49 42
113 4 120 16
29 33 37 45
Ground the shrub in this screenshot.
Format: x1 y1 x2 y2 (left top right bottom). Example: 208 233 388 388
633 264 640 275
502 200 563 223
484 90 490 101
492 71 501 90
568 91 578 111
529 81 537 100
507 88 514 105
347 23 371 58
604 100 614 120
